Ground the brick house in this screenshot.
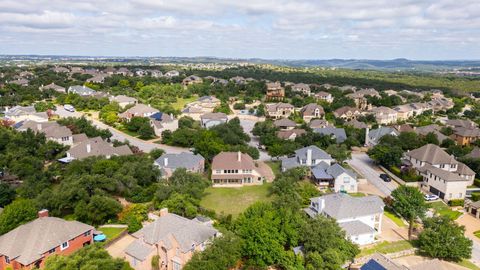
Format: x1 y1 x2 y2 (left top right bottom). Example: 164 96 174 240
266 82 285 100
0 210 93 270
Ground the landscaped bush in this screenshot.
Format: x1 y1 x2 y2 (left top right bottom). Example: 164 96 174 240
472 192 480 202
474 178 480 187
448 199 465 207
388 166 423 182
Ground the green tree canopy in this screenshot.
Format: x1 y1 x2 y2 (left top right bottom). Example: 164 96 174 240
418 216 472 261
391 186 428 239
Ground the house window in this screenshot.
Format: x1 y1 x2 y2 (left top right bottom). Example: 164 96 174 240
5 256 10 264
61 241 69 251
48 248 56 254
172 261 181 270
449 193 452 198
343 177 350 183
131 258 137 266
84 231 91 236
215 170 222 174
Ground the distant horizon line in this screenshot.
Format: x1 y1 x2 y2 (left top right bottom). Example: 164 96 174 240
1 54 480 62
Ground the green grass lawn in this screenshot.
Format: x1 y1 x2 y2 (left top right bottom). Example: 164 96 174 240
265 161 281 178
474 230 480 239
357 240 414 258
98 227 126 243
457 259 480 270
384 208 407 227
200 184 273 217
428 201 462 220
171 96 197 110
349 192 367 197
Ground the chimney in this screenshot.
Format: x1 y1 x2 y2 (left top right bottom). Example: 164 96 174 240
86 143 91 153
37 123 42 131
314 198 325 213
306 148 312 166
164 157 168 166
237 151 242 162
159 208 168 217
38 209 49 218
365 127 370 146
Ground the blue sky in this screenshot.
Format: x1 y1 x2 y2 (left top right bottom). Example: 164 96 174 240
0 0 479 60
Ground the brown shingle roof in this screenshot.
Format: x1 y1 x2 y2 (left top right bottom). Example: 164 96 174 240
406 144 457 165
0 217 93 265
211 152 255 170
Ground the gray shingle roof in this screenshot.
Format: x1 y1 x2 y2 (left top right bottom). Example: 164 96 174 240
405 144 457 165
313 193 384 220
155 153 204 170
368 127 399 144
68 85 96 96
313 127 347 143
295 145 332 160
67 137 133 159
131 213 218 253
340 220 376 236
0 217 93 265
124 239 154 261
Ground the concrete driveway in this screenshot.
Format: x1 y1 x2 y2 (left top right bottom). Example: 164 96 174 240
106 234 135 259
239 119 271 161
348 153 398 197
456 213 480 266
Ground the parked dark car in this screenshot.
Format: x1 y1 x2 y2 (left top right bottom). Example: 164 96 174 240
380 173 391 182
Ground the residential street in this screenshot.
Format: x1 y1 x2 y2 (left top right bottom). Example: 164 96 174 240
239 118 272 161
348 152 398 197
54 106 189 154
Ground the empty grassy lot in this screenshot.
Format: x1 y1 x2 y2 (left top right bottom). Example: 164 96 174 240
200 183 273 217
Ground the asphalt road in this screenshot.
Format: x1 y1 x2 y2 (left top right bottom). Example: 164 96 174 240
54 106 188 154
348 152 398 197
239 119 272 161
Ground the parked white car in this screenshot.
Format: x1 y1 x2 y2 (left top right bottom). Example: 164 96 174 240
64 104 75 112
424 194 439 201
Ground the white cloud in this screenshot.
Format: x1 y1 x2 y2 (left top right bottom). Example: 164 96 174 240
0 0 479 59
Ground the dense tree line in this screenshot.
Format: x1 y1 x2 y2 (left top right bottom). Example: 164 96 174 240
162 117 259 160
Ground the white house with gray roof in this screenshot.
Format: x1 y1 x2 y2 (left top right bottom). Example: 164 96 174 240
311 163 358 193
67 85 96 96
304 193 384 245
281 145 334 172
154 153 205 178
124 208 219 270
3 105 48 123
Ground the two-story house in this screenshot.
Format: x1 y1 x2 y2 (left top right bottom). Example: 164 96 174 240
266 82 285 100
299 103 324 123
16 120 73 146
370 106 398 125
333 106 362 121
452 127 480 146
124 209 219 270
311 163 358 193
0 210 93 270
314 91 334 103
265 103 295 119
304 193 384 245
182 96 221 117
3 106 48 123
211 152 265 187
291 83 311 96
405 144 476 201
